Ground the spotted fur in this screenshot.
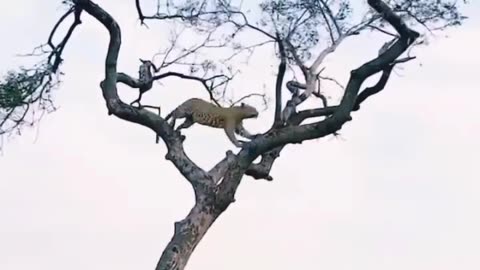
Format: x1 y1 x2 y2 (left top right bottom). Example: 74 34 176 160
165 98 259 147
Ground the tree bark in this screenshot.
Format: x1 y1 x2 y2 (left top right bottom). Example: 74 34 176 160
70 0 421 269
155 202 220 270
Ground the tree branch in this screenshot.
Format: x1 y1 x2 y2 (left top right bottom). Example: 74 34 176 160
244 149 278 181
310 34 348 74
135 0 146 25
24 0 454 269
273 34 286 126
70 1 248 269
48 7 83 73
352 66 393 111
115 69 232 107
74 0 214 190
47 8 75 50
317 0 342 37
353 56 416 111
235 104 336 182
230 0 421 166
208 150 237 184
153 72 232 107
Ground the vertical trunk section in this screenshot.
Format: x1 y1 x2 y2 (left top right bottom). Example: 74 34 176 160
155 202 220 270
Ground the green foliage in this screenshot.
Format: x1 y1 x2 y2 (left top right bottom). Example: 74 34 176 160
0 62 58 139
380 0 469 30
0 68 46 108
258 0 353 60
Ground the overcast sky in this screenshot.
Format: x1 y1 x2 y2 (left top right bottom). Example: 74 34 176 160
1 1 480 270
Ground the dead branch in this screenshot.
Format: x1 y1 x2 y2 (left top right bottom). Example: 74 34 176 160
153 72 234 107
228 93 267 107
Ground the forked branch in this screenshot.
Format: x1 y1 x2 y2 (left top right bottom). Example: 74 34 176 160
211 0 421 184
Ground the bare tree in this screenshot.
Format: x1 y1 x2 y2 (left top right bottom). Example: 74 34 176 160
0 0 468 269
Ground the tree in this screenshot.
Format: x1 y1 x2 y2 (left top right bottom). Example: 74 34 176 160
0 0 468 269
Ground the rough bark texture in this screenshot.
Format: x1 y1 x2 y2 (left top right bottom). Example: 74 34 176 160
156 202 219 269
66 0 420 268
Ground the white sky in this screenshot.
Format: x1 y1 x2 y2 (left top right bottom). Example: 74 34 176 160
1 1 479 270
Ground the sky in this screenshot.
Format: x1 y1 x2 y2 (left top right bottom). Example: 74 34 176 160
1 1 479 270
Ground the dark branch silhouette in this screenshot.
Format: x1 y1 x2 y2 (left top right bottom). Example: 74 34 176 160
0 0 468 269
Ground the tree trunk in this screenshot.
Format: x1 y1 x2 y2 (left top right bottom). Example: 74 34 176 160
155 202 221 270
